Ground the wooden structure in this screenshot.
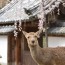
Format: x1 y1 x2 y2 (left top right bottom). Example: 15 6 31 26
0 20 43 65
48 13 65 47
0 0 65 65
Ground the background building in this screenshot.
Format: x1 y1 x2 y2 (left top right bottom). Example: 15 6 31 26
0 0 65 65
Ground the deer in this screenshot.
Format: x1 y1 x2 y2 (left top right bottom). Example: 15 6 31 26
22 30 65 65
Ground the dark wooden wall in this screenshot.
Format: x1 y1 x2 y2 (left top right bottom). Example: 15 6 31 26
8 32 22 65
7 20 43 65
21 21 43 65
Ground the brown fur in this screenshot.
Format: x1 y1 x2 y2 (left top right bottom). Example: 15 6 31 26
22 30 65 65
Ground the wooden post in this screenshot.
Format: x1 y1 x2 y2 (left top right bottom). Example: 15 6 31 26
15 39 19 65
45 20 48 47
15 37 19 65
15 33 21 65
8 34 12 65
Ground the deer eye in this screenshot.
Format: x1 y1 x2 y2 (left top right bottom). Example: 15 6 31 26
27 36 30 38
34 36 37 38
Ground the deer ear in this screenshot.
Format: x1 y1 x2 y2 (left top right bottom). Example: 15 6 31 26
22 30 28 37
36 30 43 38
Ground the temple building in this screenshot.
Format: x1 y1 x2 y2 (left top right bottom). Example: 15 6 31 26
0 0 65 65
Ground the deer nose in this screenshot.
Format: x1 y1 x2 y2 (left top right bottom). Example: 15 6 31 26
32 40 35 43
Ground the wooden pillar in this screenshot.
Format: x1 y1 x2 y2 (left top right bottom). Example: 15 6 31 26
15 33 21 65
15 37 19 65
8 33 22 65
8 34 12 65
45 20 48 47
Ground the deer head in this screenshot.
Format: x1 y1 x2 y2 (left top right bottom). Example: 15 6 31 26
22 30 42 47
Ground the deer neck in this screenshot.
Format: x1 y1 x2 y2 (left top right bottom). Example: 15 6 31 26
28 41 41 58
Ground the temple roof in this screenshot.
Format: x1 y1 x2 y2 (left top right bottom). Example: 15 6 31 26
48 20 65 35
48 27 65 35
0 0 63 22
0 0 29 22
0 25 15 34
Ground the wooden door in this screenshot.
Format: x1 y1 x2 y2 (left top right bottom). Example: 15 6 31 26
8 33 22 65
